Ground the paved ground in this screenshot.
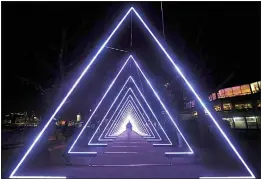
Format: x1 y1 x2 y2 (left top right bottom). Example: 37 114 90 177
6 130 251 178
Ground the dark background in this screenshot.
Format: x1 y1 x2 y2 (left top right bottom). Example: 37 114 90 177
2 1 260 115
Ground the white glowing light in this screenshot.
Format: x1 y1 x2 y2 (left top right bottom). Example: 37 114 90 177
110 100 152 137
99 94 158 141
105 89 165 142
112 102 149 136
10 177 66 179
69 152 97 154
109 101 147 136
87 86 151 145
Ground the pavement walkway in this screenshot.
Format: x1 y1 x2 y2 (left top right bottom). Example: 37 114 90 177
11 130 250 178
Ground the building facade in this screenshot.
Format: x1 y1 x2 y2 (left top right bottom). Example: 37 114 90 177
182 81 261 130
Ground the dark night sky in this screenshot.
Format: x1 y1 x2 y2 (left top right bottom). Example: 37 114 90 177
2 2 260 115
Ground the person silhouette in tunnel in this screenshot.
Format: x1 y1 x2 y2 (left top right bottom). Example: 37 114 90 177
126 121 132 139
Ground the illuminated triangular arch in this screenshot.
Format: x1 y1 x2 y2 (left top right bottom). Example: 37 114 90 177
10 7 255 179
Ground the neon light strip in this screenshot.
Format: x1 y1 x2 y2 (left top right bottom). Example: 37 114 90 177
10 177 66 179
128 96 157 139
132 8 254 178
11 6 252 178
130 59 192 149
104 152 138 154
111 146 141 147
89 164 169 167
165 152 193 155
69 57 132 150
200 177 254 179
126 101 151 135
107 95 156 139
128 102 156 139
87 85 131 145
9 8 133 179
111 101 149 136
110 100 152 137
116 89 161 140
118 85 172 146
108 97 155 138
108 102 151 137
106 88 162 141
88 79 133 142
87 88 149 145
69 152 97 154
98 93 154 142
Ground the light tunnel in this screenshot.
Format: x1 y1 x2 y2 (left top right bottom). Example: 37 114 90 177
9 6 255 179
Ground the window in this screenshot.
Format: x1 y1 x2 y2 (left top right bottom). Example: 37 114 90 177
217 89 225 98
223 118 235 128
232 86 242 96
209 95 213 101
212 93 217 100
250 82 260 94
233 117 247 129
241 84 251 95
223 103 232 111
246 117 257 129
214 105 222 112
235 103 253 110
224 88 233 98
192 111 198 117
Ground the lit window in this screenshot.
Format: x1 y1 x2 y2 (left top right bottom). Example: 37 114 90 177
192 111 198 117
217 89 225 98
224 88 233 98
246 117 257 129
233 117 247 129
212 93 217 100
244 103 252 109
222 118 235 128
232 86 242 96
214 105 222 112
240 84 251 95
223 103 232 111
235 103 252 110
250 82 260 94
209 95 213 101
